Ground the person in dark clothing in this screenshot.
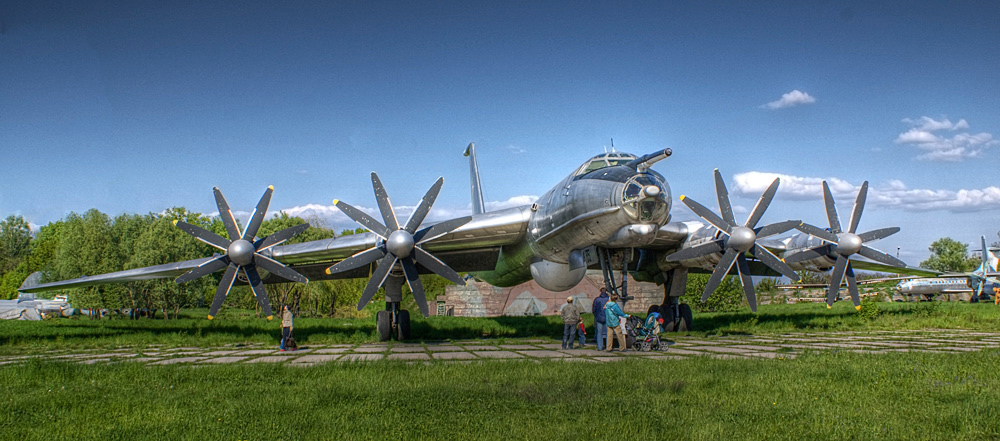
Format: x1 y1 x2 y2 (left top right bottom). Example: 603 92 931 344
592 288 610 351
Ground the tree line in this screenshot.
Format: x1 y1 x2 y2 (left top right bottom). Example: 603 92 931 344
0 209 452 319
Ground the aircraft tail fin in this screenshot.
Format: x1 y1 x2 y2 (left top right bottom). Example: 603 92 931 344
981 235 1000 273
464 142 486 215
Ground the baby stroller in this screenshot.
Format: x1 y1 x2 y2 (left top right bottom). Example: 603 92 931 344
627 312 663 352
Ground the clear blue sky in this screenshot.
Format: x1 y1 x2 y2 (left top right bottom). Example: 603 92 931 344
2 1 998 264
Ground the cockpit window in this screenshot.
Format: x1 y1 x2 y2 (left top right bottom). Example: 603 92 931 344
621 175 668 222
573 153 637 176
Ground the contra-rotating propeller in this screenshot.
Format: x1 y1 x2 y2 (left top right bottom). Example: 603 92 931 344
968 236 998 301
667 170 801 312
173 186 310 320
326 173 472 317
785 181 904 309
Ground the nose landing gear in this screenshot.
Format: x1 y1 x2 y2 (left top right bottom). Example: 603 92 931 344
375 274 412 342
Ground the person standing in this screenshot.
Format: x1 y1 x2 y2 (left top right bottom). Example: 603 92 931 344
560 296 582 349
592 287 610 350
603 294 630 352
280 305 294 351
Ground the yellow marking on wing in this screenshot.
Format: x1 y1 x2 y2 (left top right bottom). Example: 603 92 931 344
679 195 686 201
324 268 332 275
333 199 340 205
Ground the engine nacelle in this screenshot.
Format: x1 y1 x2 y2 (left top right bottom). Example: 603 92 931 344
530 259 587 292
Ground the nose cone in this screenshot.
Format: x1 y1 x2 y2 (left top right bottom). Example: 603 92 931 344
728 226 756 252
836 233 863 255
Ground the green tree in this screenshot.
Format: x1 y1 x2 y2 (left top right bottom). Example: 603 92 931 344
682 273 746 312
0 215 32 273
920 237 978 272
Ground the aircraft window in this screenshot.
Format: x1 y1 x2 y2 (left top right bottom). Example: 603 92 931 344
573 153 637 177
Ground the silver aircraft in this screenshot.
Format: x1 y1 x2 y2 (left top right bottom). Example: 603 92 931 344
895 235 1000 301
21 144 933 340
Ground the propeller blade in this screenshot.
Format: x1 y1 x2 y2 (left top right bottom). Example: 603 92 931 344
401 258 430 317
826 256 850 307
857 227 900 243
403 177 444 234
371 173 399 232
702 249 739 303
735 254 757 312
666 240 725 262
745 177 780 229
795 223 840 243
822 182 842 234
847 181 868 234
681 196 733 235
783 244 832 264
413 247 465 285
857 245 906 267
845 262 861 308
714 169 737 227
976 279 985 300
214 187 242 240
326 247 386 275
242 186 273 241
175 220 231 251
208 264 239 319
334 200 390 238
356 254 397 311
754 220 802 239
413 216 473 244
175 256 229 284
257 223 310 251
753 244 800 280
244 265 274 319
254 254 308 284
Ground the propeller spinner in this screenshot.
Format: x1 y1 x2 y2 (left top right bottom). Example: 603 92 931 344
667 170 801 312
326 173 472 317
173 186 310 320
786 181 904 309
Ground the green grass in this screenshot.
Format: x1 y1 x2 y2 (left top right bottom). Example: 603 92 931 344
2 351 999 440
3 302 1000 354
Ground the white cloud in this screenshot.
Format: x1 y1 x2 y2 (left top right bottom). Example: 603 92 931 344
253 195 538 234
895 116 997 161
761 90 816 110
733 172 1000 213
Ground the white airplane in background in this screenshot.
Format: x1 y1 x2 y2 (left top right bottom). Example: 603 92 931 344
896 236 1000 301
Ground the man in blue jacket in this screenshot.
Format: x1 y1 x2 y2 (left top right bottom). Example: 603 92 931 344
592 288 610 351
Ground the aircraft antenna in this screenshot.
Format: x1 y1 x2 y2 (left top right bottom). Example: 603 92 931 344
611 138 615 152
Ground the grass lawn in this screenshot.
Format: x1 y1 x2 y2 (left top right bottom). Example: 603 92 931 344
2 351 998 440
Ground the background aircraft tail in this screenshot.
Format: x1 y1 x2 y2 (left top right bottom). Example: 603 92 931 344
464 142 486 215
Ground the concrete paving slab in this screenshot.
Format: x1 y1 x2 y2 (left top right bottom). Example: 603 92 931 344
387 353 432 361
150 357 207 365
431 352 477 360
536 343 563 349
517 350 570 358
425 345 463 352
389 346 428 353
665 348 712 356
746 352 796 359
79 358 110 364
236 349 279 355
340 354 384 362
731 345 781 351
247 356 295 363
938 346 980 352
204 350 240 356
352 346 387 353
473 351 524 359
593 357 627 362
314 348 350 354
291 354 342 363
282 348 313 354
499 344 542 350
685 346 753 354
566 349 620 357
200 356 250 364
461 345 500 351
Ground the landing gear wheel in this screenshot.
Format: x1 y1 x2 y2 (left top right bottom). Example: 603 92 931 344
676 303 693 332
376 310 392 342
397 309 411 340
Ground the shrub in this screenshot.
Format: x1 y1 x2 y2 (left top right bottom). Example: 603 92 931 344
857 298 880 321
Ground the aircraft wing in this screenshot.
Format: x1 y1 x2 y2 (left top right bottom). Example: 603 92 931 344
21 206 533 293
20 257 214 293
840 259 939 277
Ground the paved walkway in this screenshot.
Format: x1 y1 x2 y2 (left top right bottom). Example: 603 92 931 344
3 330 999 366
